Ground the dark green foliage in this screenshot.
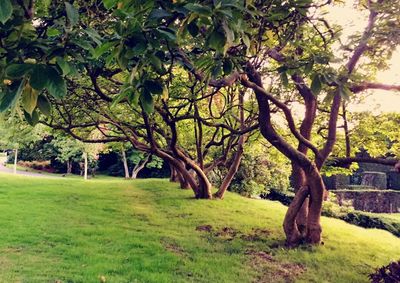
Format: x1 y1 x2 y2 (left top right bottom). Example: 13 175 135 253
369 261 400 283
342 212 400 237
261 188 294 206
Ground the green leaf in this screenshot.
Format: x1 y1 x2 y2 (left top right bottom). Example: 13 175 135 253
56 57 71 75
144 80 163 95
211 63 222 78
92 41 116 59
21 86 38 115
304 59 314 74
84 27 102 45
24 110 39 126
130 91 140 107
0 80 24 112
311 74 322 96
280 72 289 87
242 33 251 49
111 86 132 108
37 95 52 116
30 65 48 90
148 9 172 20
223 59 233 75
339 85 352 100
103 0 118 9
156 28 177 42
0 0 12 24
207 28 226 52
46 67 67 99
47 27 61 37
148 54 165 74
65 2 79 26
140 89 154 113
5 64 33 79
184 3 212 16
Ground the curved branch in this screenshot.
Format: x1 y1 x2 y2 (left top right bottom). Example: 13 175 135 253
241 77 322 160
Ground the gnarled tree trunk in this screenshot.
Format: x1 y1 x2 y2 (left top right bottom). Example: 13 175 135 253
214 135 246 199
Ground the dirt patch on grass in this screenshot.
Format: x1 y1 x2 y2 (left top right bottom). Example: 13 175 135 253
214 227 239 240
241 228 271 241
196 225 272 243
246 249 306 283
161 238 186 256
196 225 213 232
196 225 239 240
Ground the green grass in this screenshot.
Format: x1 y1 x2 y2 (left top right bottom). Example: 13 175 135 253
380 214 400 221
0 173 399 283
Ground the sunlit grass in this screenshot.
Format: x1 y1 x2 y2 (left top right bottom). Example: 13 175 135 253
0 173 398 282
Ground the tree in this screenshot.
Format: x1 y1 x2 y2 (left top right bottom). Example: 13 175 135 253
325 112 400 170
50 135 84 174
0 115 46 173
129 150 163 179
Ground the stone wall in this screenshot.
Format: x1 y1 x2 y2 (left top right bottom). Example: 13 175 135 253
324 171 400 190
360 171 387 189
323 174 350 190
334 190 400 213
387 171 400 190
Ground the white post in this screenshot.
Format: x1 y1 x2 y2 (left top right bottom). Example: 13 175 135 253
84 152 88 180
13 148 18 174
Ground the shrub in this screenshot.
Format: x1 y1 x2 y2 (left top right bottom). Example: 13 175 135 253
341 212 400 237
369 261 400 283
17 160 52 171
260 188 294 206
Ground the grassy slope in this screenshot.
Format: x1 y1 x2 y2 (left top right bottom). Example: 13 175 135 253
0 173 399 283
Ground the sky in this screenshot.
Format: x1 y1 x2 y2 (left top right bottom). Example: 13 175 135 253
325 2 400 114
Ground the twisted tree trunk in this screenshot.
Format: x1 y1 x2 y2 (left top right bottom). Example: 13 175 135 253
214 135 246 199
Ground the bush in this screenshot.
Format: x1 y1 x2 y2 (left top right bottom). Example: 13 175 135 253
369 260 400 283
229 180 266 198
208 145 291 198
17 160 52 171
260 188 294 206
341 212 400 237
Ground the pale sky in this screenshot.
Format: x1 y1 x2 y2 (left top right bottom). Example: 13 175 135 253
325 2 400 113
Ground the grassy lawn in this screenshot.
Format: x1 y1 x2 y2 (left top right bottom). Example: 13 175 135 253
0 173 399 282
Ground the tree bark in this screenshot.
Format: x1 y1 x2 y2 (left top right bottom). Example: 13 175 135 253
13 148 18 174
67 159 72 174
290 74 317 237
283 185 309 246
243 65 323 245
154 149 200 195
83 152 88 180
121 149 130 179
304 167 325 244
342 103 351 158
214 91 247 199
214 135 246 199
169 163 178 182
